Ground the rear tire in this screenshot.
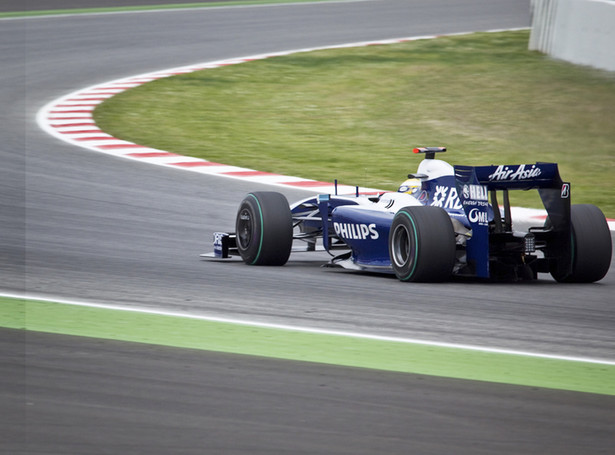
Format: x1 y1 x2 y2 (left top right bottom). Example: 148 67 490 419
551 204 612 283
388 206 456 282
235 192 293 266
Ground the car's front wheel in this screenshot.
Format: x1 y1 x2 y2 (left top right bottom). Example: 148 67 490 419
235 192 293 266
388 206 456 282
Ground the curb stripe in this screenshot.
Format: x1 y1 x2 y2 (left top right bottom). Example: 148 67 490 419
169 161 213 167
126 152 180 158
39 33 481 195
224 170 276 177
96 143 148 150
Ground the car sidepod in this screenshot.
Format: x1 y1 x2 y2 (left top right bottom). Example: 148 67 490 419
331 205 394 270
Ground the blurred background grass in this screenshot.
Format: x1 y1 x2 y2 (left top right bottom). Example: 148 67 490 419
95 30 615 216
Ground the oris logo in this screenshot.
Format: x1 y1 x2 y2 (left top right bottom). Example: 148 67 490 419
334 222 379 240
468 208 488 226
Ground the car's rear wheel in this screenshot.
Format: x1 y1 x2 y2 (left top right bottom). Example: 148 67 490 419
550 204 612 283
388 206 456 282
235 192 293 266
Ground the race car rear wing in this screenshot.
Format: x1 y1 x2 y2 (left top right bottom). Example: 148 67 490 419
454 162 571 278
457 163 563 190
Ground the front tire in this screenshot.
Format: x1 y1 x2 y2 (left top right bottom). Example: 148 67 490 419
551 204 612 283
235 192 293 266
388 206 456 282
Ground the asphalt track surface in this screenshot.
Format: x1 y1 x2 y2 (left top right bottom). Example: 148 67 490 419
2 0 615 453
0 0 242 13
4 328 615 455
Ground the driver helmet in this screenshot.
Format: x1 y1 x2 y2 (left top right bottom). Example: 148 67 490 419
398 178 422 196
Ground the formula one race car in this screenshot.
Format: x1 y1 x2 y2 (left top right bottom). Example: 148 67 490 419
206 147 612 282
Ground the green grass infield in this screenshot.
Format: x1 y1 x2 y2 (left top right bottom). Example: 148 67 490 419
3 296 614 395
95 30 615 217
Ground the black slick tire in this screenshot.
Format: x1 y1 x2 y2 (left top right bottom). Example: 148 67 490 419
388 206 456 282
551 204 612 283
235 192 293 266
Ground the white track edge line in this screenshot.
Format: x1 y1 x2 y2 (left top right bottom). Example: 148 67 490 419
3 292 615 366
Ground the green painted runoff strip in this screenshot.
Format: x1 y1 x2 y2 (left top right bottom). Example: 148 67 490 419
2 296 614 395
0 0 337 19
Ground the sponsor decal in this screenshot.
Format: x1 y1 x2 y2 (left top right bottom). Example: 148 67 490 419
213 232 225 247
468 208 489 226
333 222 379 240
462 185 470 199
463 199 490 207
561 183 570 198
488 164 542 181
462 184 488 201
431 185 463 210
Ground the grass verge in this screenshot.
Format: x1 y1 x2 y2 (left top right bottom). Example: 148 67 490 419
0 0 336 18
95 30 615 217
3 296 614 395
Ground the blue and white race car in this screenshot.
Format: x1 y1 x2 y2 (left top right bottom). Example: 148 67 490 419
207 147 612 282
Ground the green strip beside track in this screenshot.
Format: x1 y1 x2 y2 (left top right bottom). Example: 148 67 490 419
0 0 338 19
2 296 614 395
